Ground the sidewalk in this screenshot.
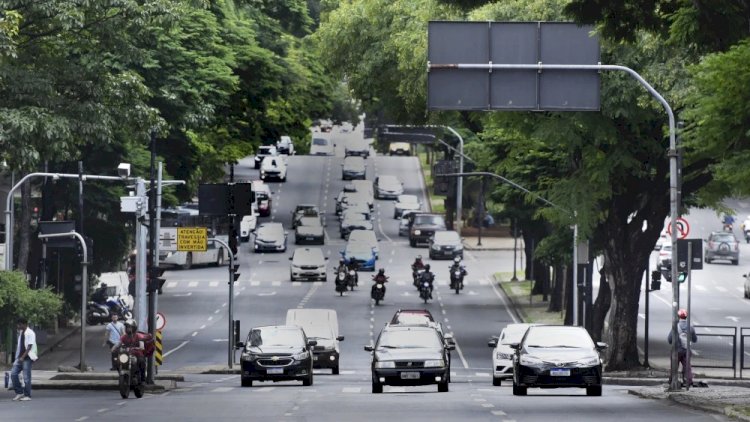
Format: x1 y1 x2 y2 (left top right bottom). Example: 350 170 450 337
21 371 177 391
462 236 523 251
629 385 750 421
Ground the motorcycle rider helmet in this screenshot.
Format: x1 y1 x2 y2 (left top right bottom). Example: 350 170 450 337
378 268 385 275
453 256 461 263
416 255 422 260
424 264 431 271
124 319 138 334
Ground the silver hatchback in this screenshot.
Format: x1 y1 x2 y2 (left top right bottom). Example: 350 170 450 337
704 231 739 265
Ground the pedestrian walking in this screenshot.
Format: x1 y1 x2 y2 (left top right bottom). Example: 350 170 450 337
10 317 37 401
668 308 698 387
103 314 125 370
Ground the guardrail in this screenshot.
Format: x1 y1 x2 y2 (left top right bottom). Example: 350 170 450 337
691 325 737 378
741 327 750 379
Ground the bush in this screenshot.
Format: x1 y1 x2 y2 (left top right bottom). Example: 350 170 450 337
0 271 63 330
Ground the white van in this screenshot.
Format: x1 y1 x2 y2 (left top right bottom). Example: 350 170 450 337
286 309 343 374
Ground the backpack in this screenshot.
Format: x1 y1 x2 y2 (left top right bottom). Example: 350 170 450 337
678 327 690 350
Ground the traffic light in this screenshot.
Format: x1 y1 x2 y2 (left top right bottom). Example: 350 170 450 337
650 270 661 291
677 271 688 284
75 235 94 263
232 263 240 282
229 231 238 257
147 266 166 293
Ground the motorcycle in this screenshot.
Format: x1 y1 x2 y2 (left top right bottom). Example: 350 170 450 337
724 223 733 232
117 346 145 399
348 269 358 291
449 267 465 294
371 278 386 305
107 296 133 320
86 296 132 325
335 271 349 296
419 280 432 304
412 268 425 289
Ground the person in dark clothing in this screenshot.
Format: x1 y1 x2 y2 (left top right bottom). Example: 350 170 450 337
667 308 698 386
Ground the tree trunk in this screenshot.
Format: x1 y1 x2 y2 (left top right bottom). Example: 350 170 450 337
548 264 564 312
531 260 549 297
591 264 611 342
563 265 574 325
17 181 32 274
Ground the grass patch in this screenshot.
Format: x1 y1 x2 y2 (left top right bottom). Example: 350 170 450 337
417 151 446 213
495 273 564 325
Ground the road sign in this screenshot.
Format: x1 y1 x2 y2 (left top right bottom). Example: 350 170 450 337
159 228 177 252
677 239 703 271
154 330 163 366
155 312 166 331
177 227 208 252
666 217 690 239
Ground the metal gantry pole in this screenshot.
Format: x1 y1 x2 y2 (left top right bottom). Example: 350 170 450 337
644 269 650 368
686 242 693 390
209 238 235 368
135 178 148 330
442 126 465 235
573 219 579 326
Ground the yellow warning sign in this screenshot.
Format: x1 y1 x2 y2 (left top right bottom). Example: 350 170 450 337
177 227 208 252
155 330 163 366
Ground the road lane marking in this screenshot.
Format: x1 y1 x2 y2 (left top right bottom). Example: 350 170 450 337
256 387 275 392
491 411 507 416
76 418 89 422
209 281 219 287
481 403 495 408
163 340 189 358
212 387 234 393
342 387 361 393
191 331 198 337
716 286 728 293
214 309 220 314
166 282 177 288
272 281 281 286
188 281 198 288
489 278 519 324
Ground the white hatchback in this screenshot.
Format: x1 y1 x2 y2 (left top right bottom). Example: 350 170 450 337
488 323 537 386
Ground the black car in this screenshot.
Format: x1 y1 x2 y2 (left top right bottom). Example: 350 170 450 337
238 325 316 387
365 325 453 393
409 213 447 247
510 325 606 396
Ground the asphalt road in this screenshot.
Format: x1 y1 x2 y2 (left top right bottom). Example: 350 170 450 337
21 123 735 420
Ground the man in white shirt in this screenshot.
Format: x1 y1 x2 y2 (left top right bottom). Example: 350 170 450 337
103 314 125 370
11 317 37 401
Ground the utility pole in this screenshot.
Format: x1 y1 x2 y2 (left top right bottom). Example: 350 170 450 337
147 132 157 384
511 218 518 281
477 177 484 246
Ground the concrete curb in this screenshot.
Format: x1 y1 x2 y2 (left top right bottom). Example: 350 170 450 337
50 373 184 382
30 380 171 391
462 244 517 251
492 274 527 324
627 388 750 422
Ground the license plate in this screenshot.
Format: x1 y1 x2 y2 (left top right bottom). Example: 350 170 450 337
267 368 284 375
313 356 319 361
550 369 570 376
400 372 420 380
306 237 314 240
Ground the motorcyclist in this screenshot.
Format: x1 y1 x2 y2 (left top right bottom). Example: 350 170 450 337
723 214 735 229
450 257 467 285
411 255 425 272
118 320 154 380
372 268 389 285
420 264 435 299
91 283 109 305
336 258 348 275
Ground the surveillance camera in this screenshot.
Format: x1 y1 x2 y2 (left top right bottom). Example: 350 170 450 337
118 163 131 178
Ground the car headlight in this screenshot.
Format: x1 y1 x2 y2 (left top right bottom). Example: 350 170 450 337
432 244 440 250
118 353 129 364
293 350 310 361
292 265 301 270
455 245 464 250
413 230 421 235
495 351 513 360
375 361 395 369
576 356 601 367
241 352 258 361
520 355 545 367
424 360 445 368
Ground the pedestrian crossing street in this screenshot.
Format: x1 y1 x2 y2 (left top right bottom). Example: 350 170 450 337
164 278 492 290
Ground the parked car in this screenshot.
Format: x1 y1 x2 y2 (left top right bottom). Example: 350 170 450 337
365 325 453 393
342 241 377 271
295 216 325 245
348 229 379 258
254 145 278 169
340 215 373 240
409 213 447 247
345 138 369 158
704 232 739 265
309 137 334 156
374 175 404 200
388 142 411 156
252 181 273 217
286 309 344 374
510 325 606 396
260 156 287 182
238 325 316 387
253 222 287 253
289 248 327 281
394 194 421 219
240 214 257 241
342 156 367 180
488 323 537 386
428 230 463 260
277 135 295 155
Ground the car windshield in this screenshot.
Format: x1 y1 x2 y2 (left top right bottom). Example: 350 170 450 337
258 225 282 236
346 243 372 254
434 231 459 243
500 325 533 344
414 215 445 226
523 327 594 349
293 250 323 263
313 138 328 146
378 329 442 349
248 327 304 347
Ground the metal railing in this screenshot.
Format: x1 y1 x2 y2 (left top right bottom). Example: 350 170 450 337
741 327 750 379
692 325 737 378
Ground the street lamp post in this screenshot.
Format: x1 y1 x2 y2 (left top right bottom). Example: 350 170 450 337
511 218 519 281
38 231 88 371
209 237 235 368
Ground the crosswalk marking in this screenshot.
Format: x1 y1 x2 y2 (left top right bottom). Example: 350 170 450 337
272 281 281 286
250 281 260 286
166 282 177 288
188 281 198 288
342 387 361 393
738 287 745 293
716 286 727 293
292 282 301 287
694 285 706 291
209 281 219 287
211 387 234 393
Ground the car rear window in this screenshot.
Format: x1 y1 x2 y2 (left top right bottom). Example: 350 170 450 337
259 147 273 154
414 215 446 226
313 138 328 146
712 234 736 242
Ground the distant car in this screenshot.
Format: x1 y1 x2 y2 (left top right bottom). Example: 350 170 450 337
342 241 376 271
320 121 333 132
399 210 418 237
388 309 445 337
240 214 257 241
428 230 463 260
340 191 373 213
366 325 453 393
340 203 371 222
511 325 606 397
657 243 672 271
654 234 668 251
238 325 316 387
348 229 379 258
409 213 447 247
374 175 404 199
351 180 374 209
388 142 411 156
295 216 325 245
310 137 334 156
488 323 537 386
394 194 421 219
340 215 373 240
254 145 278 169
345 139 369 158
253 222 287 253
705 231 739 265
277 135 295 155
342 156 366 180
253 182 272 217
260 156 287 182
292 204 319 229
289 248 327 281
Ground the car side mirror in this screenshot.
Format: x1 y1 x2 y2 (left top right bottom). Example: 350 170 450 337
446 344 456 351
508 343 520 350
596 342 608 351
325 257 329 260
364 345 374 352
288 257 293 260
307 340 318 348
337 336 345 341
236 342 245 349
488 338 498 348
